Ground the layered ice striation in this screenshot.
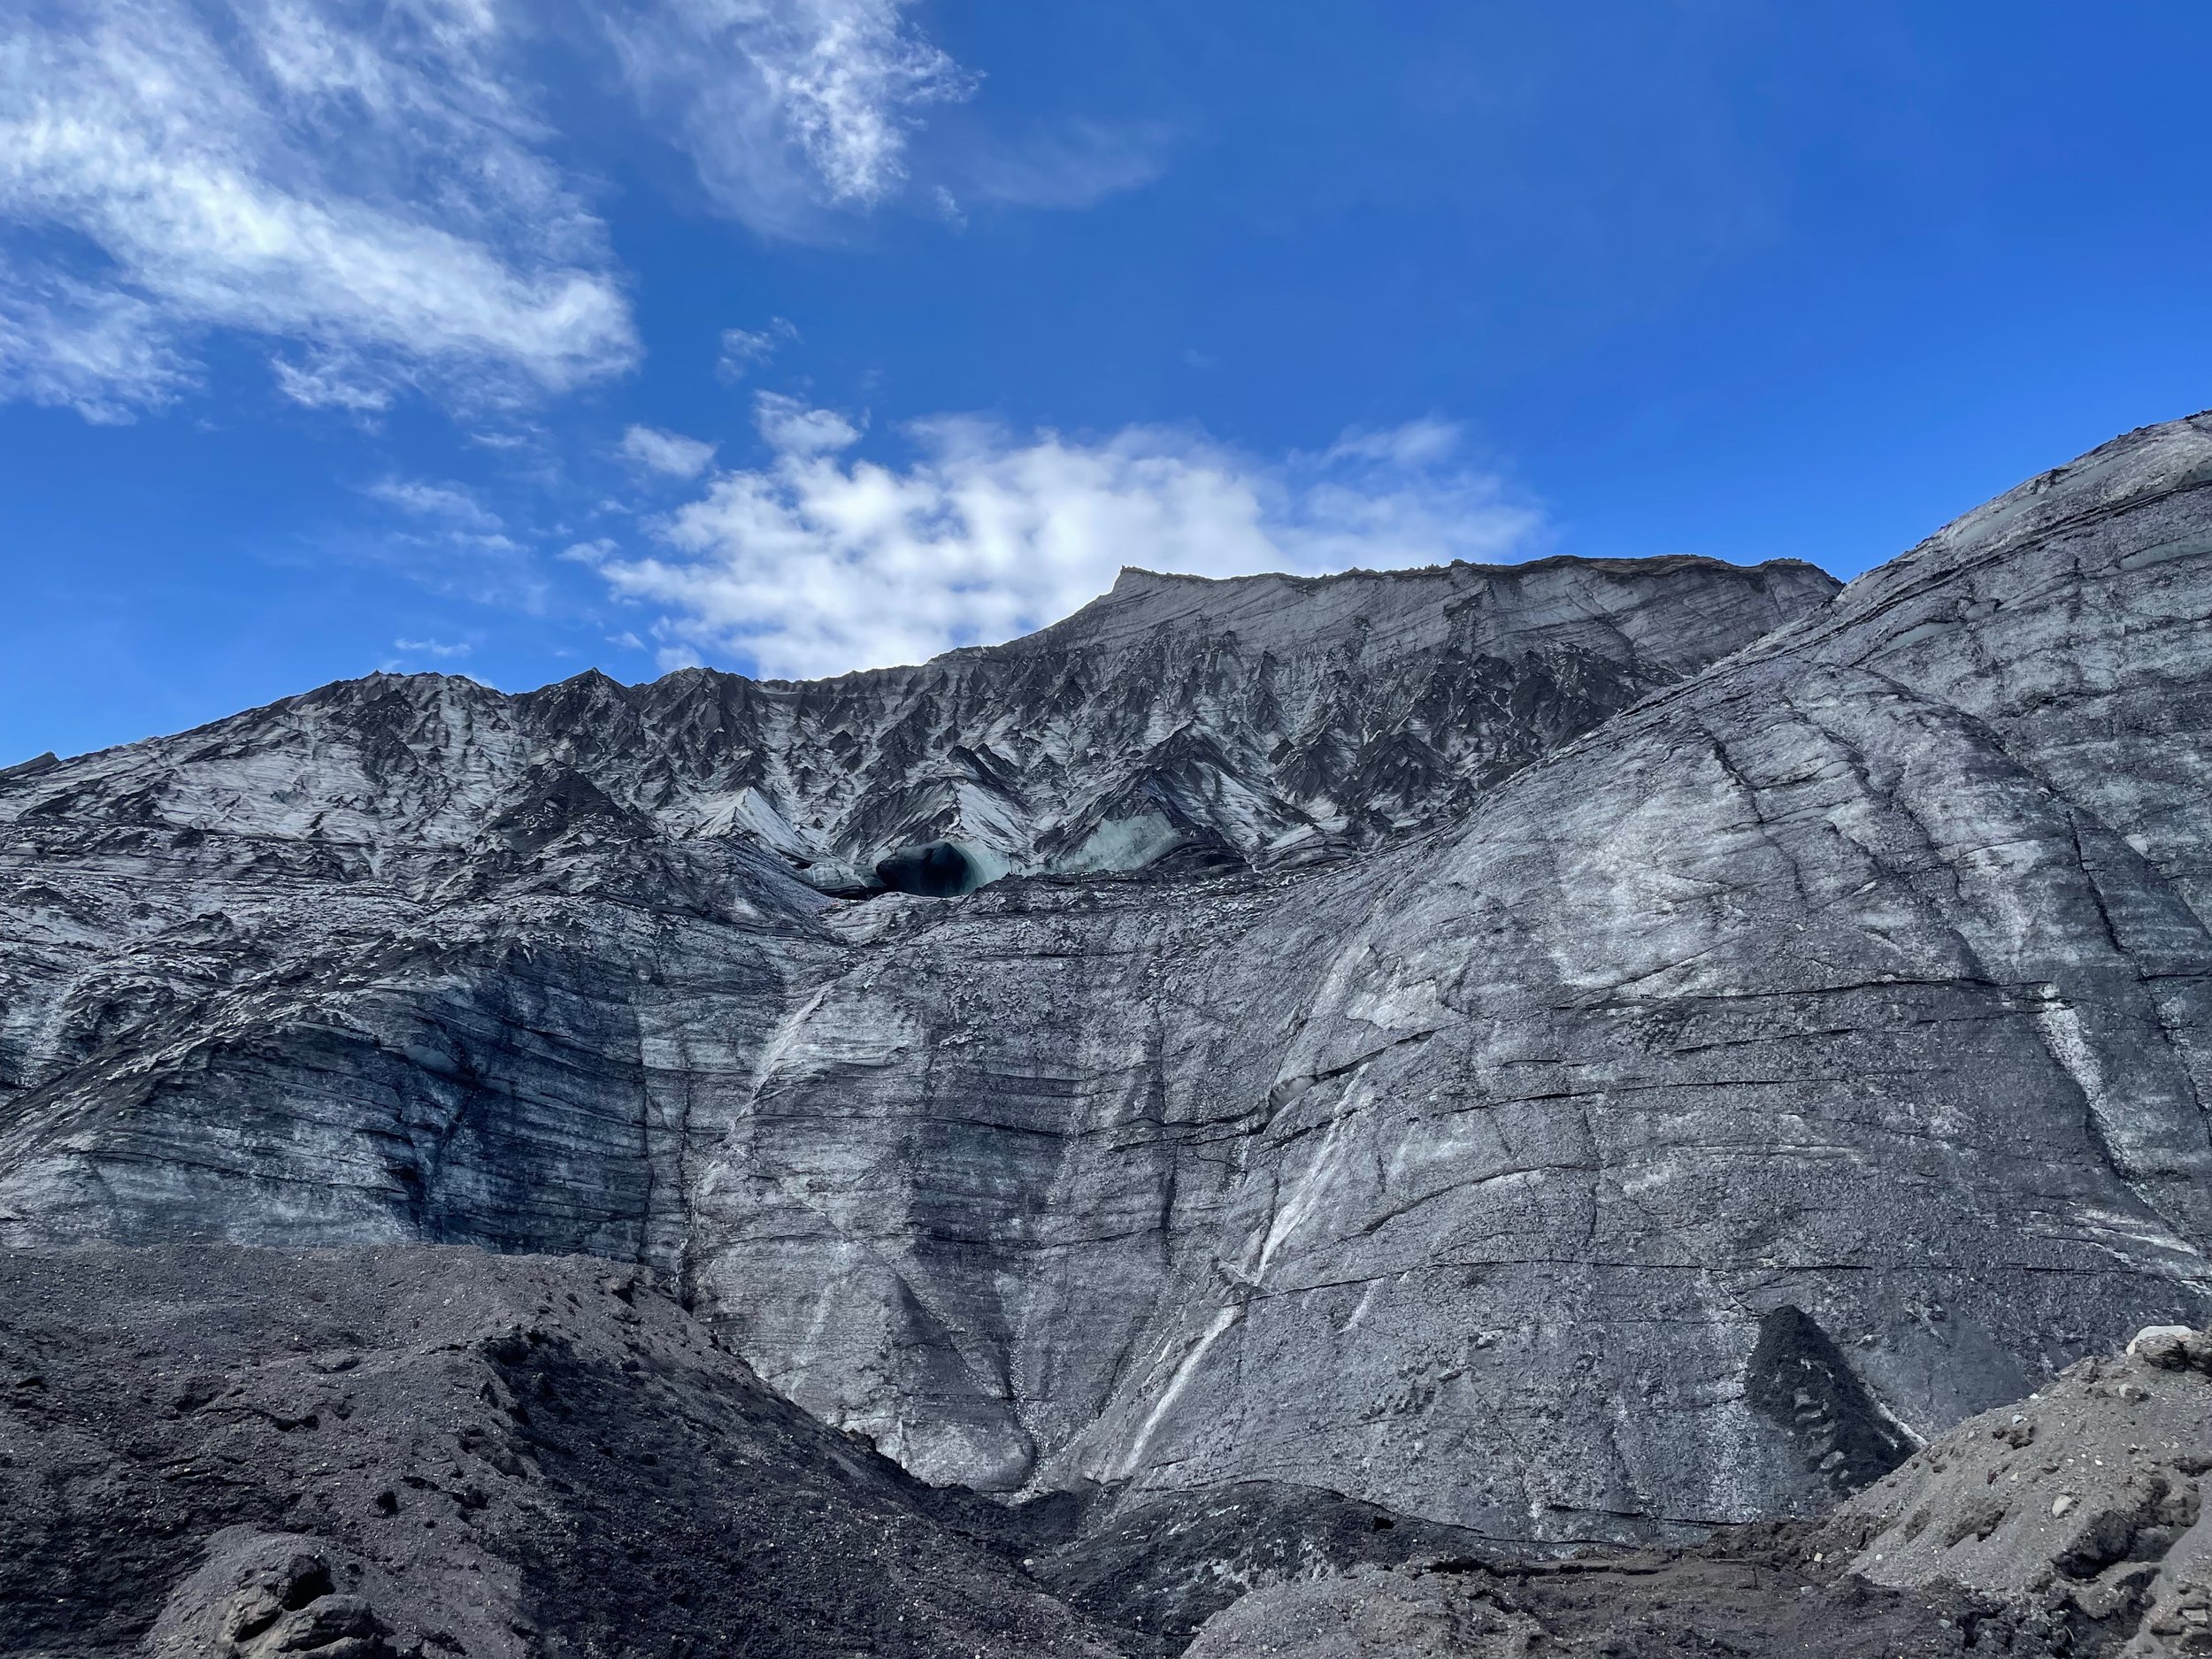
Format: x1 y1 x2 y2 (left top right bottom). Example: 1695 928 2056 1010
7 422 2212 1547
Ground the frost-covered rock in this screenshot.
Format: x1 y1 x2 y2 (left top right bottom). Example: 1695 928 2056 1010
0 553 1829 889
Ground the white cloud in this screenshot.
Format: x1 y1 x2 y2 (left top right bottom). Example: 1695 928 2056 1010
1325 420 1463 468
0 2 1165 422
466 426 541 451
718 316 799 380
347 472 547 611
393 635 472 657
0 273 191 423
0 2 995 420
959 119 1171 211
587 404 1545 680
365 477 507 536
272 354 397 413
752 390 863 455
0 0 640 420
621 424 718 478
595 0 973 234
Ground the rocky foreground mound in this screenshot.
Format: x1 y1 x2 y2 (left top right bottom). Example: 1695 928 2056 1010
0 1244 1120 1659
1836 1323 2212 1655
1178 1329 2212 1658
7 1242 2208 1656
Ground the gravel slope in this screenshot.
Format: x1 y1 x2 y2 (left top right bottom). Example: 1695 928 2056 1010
0 1243 1130 1659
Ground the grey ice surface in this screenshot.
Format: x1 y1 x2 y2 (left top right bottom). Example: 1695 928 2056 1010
5 418 2212 1554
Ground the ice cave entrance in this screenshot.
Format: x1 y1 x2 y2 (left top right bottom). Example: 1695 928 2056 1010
873 840 1003 898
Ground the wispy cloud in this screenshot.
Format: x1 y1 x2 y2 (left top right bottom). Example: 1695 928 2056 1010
595 0 974 237
580 399 1545 679
0 0 638 420
365 478 509 539
718 316 800 381
349 472 547 610
621 424 718 478
0 274 189 423
958 119 1173 211
0 2 1168 425
0 1 998 421
392 635 473 658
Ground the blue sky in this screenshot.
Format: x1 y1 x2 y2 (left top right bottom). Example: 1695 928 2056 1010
4 2 2210 764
